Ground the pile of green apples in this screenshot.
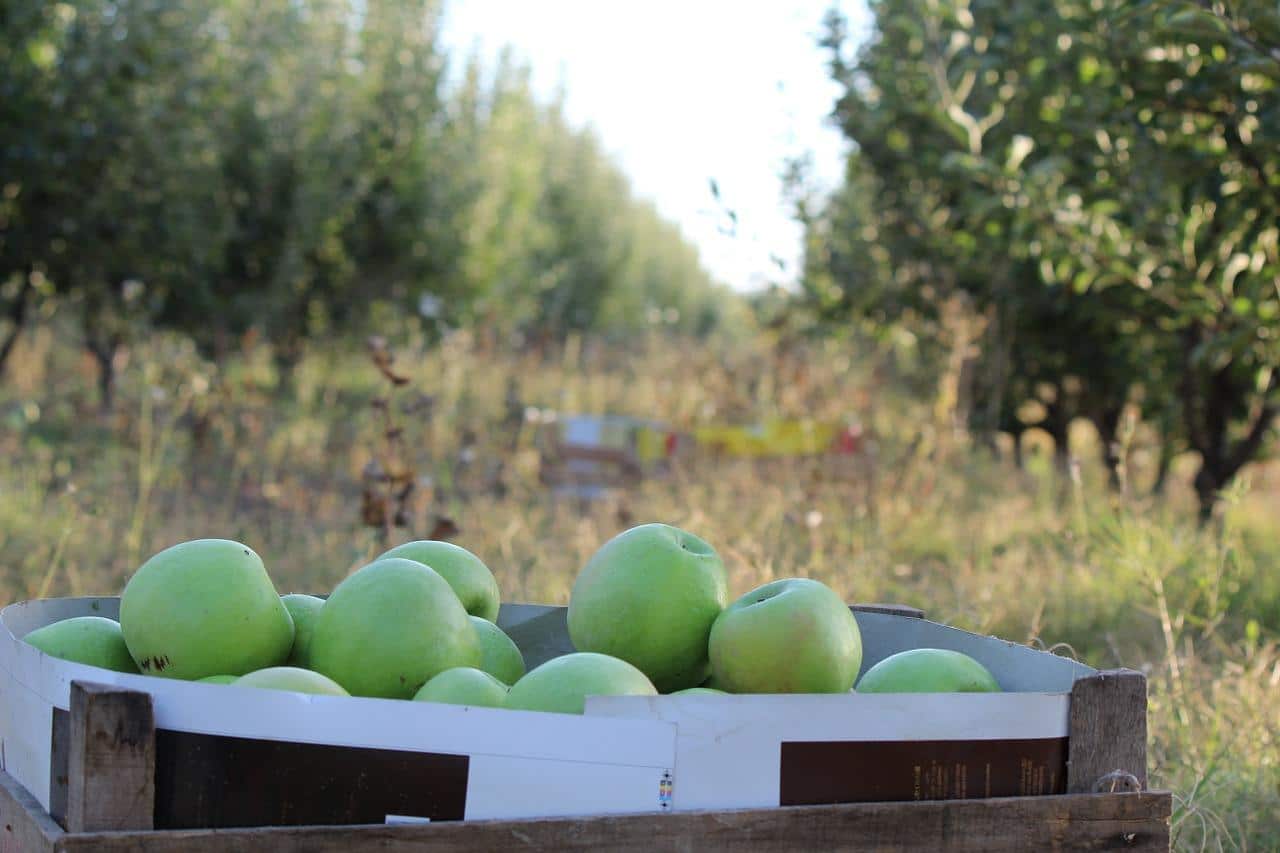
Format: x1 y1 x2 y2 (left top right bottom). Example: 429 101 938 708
22 523 999 713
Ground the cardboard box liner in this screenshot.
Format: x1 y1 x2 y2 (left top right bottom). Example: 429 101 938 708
0 597 1096 826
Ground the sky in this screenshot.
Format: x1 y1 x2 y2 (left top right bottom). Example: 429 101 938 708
438 1 870 293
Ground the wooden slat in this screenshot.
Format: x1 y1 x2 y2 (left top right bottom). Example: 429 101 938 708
0 768 62 853
1067 669 1148 794
57 792 1171 852
65 682 155 833
49 709 69 827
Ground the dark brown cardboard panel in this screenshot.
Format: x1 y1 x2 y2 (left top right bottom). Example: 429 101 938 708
153 730 469 828
780 737 1068 805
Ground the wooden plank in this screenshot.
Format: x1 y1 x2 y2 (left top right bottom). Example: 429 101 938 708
58 792 1171 852
1067 669 1148 794
0 768 62 853
65 682 155 833
49 708 69 827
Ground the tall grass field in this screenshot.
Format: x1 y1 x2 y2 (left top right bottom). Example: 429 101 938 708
2 323 1276 850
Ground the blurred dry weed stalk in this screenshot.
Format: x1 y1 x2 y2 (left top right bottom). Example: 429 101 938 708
359 336 448 547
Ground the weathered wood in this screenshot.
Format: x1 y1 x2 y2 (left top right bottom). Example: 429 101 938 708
65 682 155 833
1067 669 1148 794
0 767 62 853
850 603 926 619
48 709 69 827
55 792 1171 852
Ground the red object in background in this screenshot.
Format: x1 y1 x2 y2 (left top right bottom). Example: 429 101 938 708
833 424 864 455
665 432 679 457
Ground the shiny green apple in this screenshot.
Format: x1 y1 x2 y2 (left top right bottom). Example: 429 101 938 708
708 578 862 693
856 648 1001 693
470 616 526 685
235 666 349 696
568 523 727 692
413 667 509 707
505 652 657 715
376 540 501 621
23 616 139 673
197 674 238 684
120 539 294 680
281 594 324 668
309 558 480 699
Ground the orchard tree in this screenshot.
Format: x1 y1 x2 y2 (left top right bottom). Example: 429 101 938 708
2 0 730 399
0 0 226 405
812 0 1278 516
1108 0 1279 515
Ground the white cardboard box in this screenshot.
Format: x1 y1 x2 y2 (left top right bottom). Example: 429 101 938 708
0 597 677 825
588 609 1096 811
1 597 1097 825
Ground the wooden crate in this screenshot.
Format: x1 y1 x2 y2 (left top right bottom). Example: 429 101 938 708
0 678 1172 851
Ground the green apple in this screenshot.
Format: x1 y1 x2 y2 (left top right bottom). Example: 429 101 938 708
23 616 139 673
567 523 727 692
413 667 509 707
235 666 349 696
470 615 526 685
856 648 1001 693
281 594 324 668
699 672 731 691
668 687 728 696
708 578 862 694
197 674 238 684
120 539 294 680
376 540 500 621
505 652 657 715
309 558 481 699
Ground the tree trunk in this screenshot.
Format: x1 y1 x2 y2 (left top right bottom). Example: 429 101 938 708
1193 465 1219 525
1092 405 1124 491
1044 401 1072 477
87 336 120 413
0 268 35 378
1151 439 1174 497
273 333 305 397
1178 318 1279 523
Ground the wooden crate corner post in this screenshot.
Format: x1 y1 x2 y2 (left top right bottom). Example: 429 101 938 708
1067 668 1148 794
65 680 156 833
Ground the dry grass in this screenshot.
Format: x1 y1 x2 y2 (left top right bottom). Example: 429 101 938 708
1 320 1277 849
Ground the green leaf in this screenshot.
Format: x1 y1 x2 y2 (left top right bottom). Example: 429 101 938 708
1078 55 1102 85
1165 8 1231 38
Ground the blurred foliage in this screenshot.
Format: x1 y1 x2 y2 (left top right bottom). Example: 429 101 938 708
807 0 1280 519
0 0 736 397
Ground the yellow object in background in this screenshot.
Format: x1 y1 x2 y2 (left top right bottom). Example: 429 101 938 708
691 420 841 458
575 417 859 465
634 426 672 463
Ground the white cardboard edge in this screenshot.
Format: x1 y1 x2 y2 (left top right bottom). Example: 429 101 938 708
586 691 1071 741
0 599 677 818
587 692 1072 811
1 596 1098 819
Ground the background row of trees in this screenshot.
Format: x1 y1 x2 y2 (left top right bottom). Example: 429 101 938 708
4 0 1277 517
802 0 1279 518
1 0 733 405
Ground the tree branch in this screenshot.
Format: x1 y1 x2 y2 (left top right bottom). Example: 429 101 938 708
1180 323 1213 456
1226 370 1279 475
0 268 35 374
